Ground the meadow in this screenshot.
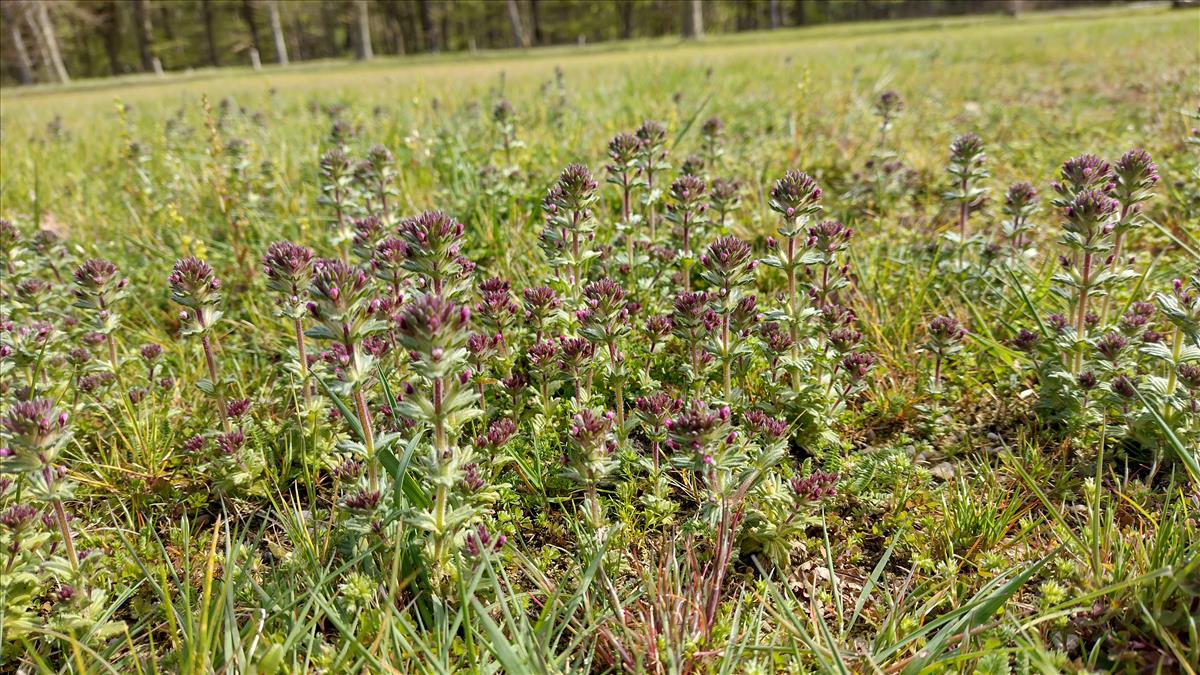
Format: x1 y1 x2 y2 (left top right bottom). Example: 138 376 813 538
0 4 1198 672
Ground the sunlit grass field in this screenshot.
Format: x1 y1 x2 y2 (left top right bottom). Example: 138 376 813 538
3 4 1196 242
0 4 1198 672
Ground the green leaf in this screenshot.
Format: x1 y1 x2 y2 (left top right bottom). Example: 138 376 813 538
1133 388 1200 486
379 431 431 510
316 377 363 442
471 596 531 673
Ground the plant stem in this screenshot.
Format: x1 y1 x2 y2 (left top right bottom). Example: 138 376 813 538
682 214 691 293
43 466 79 573
1165 327 1183 419
353 387 377 491
293 318 312 409
647 169 657 243
196 313 230 433
786 234 800 392
1072 250 1094 375
722 313 731 401
1091 428 1105 582
105 333 120 375
587 483 601 530
622 180 633 267
570 211 582 302
933 354 943 393
429 375 454 582
957 176 969 269
334 187 348 261
1099 204 1129 326
609 341 625 431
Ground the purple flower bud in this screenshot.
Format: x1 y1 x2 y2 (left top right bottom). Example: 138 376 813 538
770 170 822 220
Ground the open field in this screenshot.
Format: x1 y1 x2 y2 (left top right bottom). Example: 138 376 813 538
1 4 1199 672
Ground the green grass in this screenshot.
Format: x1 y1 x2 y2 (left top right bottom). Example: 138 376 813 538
1 4 1199 673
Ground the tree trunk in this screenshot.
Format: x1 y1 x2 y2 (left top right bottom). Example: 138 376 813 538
158 2 173 41
1 1 34 85
737 0 756 30
25 7 53 78
130 0 154 72
320 0 337 57
682 0 703 40
35 1 69 83
505 0 528 48
201 0 219 66
531 0 543 44
99 1 122 75
418 0 439 52
792 0 807 26
770 0 782 28
618 0 633 39
380 0 407 54
290 13 305 60
268 1 288 64
354 0 373 60
73 14 94 78
241 0 262 56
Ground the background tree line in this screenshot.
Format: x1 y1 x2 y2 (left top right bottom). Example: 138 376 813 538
1 0 1138 87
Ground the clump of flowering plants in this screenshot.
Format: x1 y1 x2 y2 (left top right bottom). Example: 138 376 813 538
1009 153 1140 425
539 164 600 299
71 259 128 375
634 120 670 242
563 408 618 532
763 170 824 364
395 292 490 592
578 278 632 428
700 116 725 174
319 148 356 257
1001 181 1039 256
943 132 989 269
740 411 838 568
659 400 792 603
665 174 708 293
759 171 873 445
699 235 756 402
924 315 968 393
399 210 472 299
361 144 398 222
606 132 643 269
0 399 125 643
491 98 523 170
262 241 316 409
168 257 231 431
1005 149 1200 474
306 258 389 489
